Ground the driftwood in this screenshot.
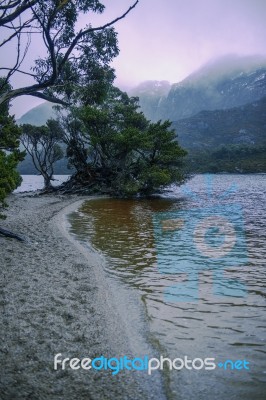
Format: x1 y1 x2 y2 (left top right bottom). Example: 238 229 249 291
0 227 25 242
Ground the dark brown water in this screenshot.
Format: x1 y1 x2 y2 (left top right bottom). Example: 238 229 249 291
68 174 266 399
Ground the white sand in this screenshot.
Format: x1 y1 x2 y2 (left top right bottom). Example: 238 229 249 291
0 193 166 400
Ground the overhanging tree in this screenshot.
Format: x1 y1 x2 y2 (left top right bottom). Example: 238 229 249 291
0 0 138 106
0 0 139 239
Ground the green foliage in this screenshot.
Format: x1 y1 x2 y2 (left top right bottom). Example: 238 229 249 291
173 96 266 151
0 152 22 212
63 88 187 196
21 120 64 189
186 144 266 173
172 95 266 174
0 79 24 217
0 0 128 106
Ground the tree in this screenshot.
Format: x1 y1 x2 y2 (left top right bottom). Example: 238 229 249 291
61 87 187 196
21 119 64 189
0 78 24 218
58 107 89 173
0 0 138 106
0 1 38 26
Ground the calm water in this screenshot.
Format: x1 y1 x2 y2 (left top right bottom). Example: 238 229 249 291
14 175 70 192
68 174 266 399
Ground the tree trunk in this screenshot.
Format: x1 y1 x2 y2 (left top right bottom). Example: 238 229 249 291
43 173 53 190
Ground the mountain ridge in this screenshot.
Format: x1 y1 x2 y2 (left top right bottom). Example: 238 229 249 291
16 55 266 173
130 55 266 122
17 102 58 126
173 96 266 149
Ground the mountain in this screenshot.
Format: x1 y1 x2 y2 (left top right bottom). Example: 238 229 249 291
173 97 266 173
132 55 266 122
16 55 266 174
128 80 171 121
17 102 57 126
18 55 266 127
173 96 266 150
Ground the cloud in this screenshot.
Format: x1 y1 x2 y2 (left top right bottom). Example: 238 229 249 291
2 0 265 116
111 0 266 85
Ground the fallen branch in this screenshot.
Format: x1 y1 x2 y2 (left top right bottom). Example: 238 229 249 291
0 227 25 241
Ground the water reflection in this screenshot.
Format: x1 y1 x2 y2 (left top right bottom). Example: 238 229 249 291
68 174 266 399
70 198 178 279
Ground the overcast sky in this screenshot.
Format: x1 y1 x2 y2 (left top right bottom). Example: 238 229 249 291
110 0 266 86
2 0 266 117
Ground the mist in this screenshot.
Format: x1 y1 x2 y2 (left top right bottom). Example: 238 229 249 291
110 0 266 87
2 0 266 117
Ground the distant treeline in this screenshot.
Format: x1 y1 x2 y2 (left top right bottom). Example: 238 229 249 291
185 144 266 173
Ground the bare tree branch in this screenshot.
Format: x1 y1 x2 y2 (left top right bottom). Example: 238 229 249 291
59 1 139 71
0 1 21 11
0 67 36 77
0 0 37 26
0 0 139 106
29 91 69 106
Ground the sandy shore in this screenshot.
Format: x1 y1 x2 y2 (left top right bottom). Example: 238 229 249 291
0 193 165 400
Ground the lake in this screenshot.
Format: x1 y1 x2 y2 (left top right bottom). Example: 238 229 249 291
67 174 266 399
14 175 70 192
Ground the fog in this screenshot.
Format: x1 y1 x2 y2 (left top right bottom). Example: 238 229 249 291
110 0 266 87
1 0 266 117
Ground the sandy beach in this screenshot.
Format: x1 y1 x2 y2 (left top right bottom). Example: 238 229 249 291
0 193 165 400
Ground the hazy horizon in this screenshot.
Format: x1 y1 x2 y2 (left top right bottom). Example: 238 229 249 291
2 0 265 118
